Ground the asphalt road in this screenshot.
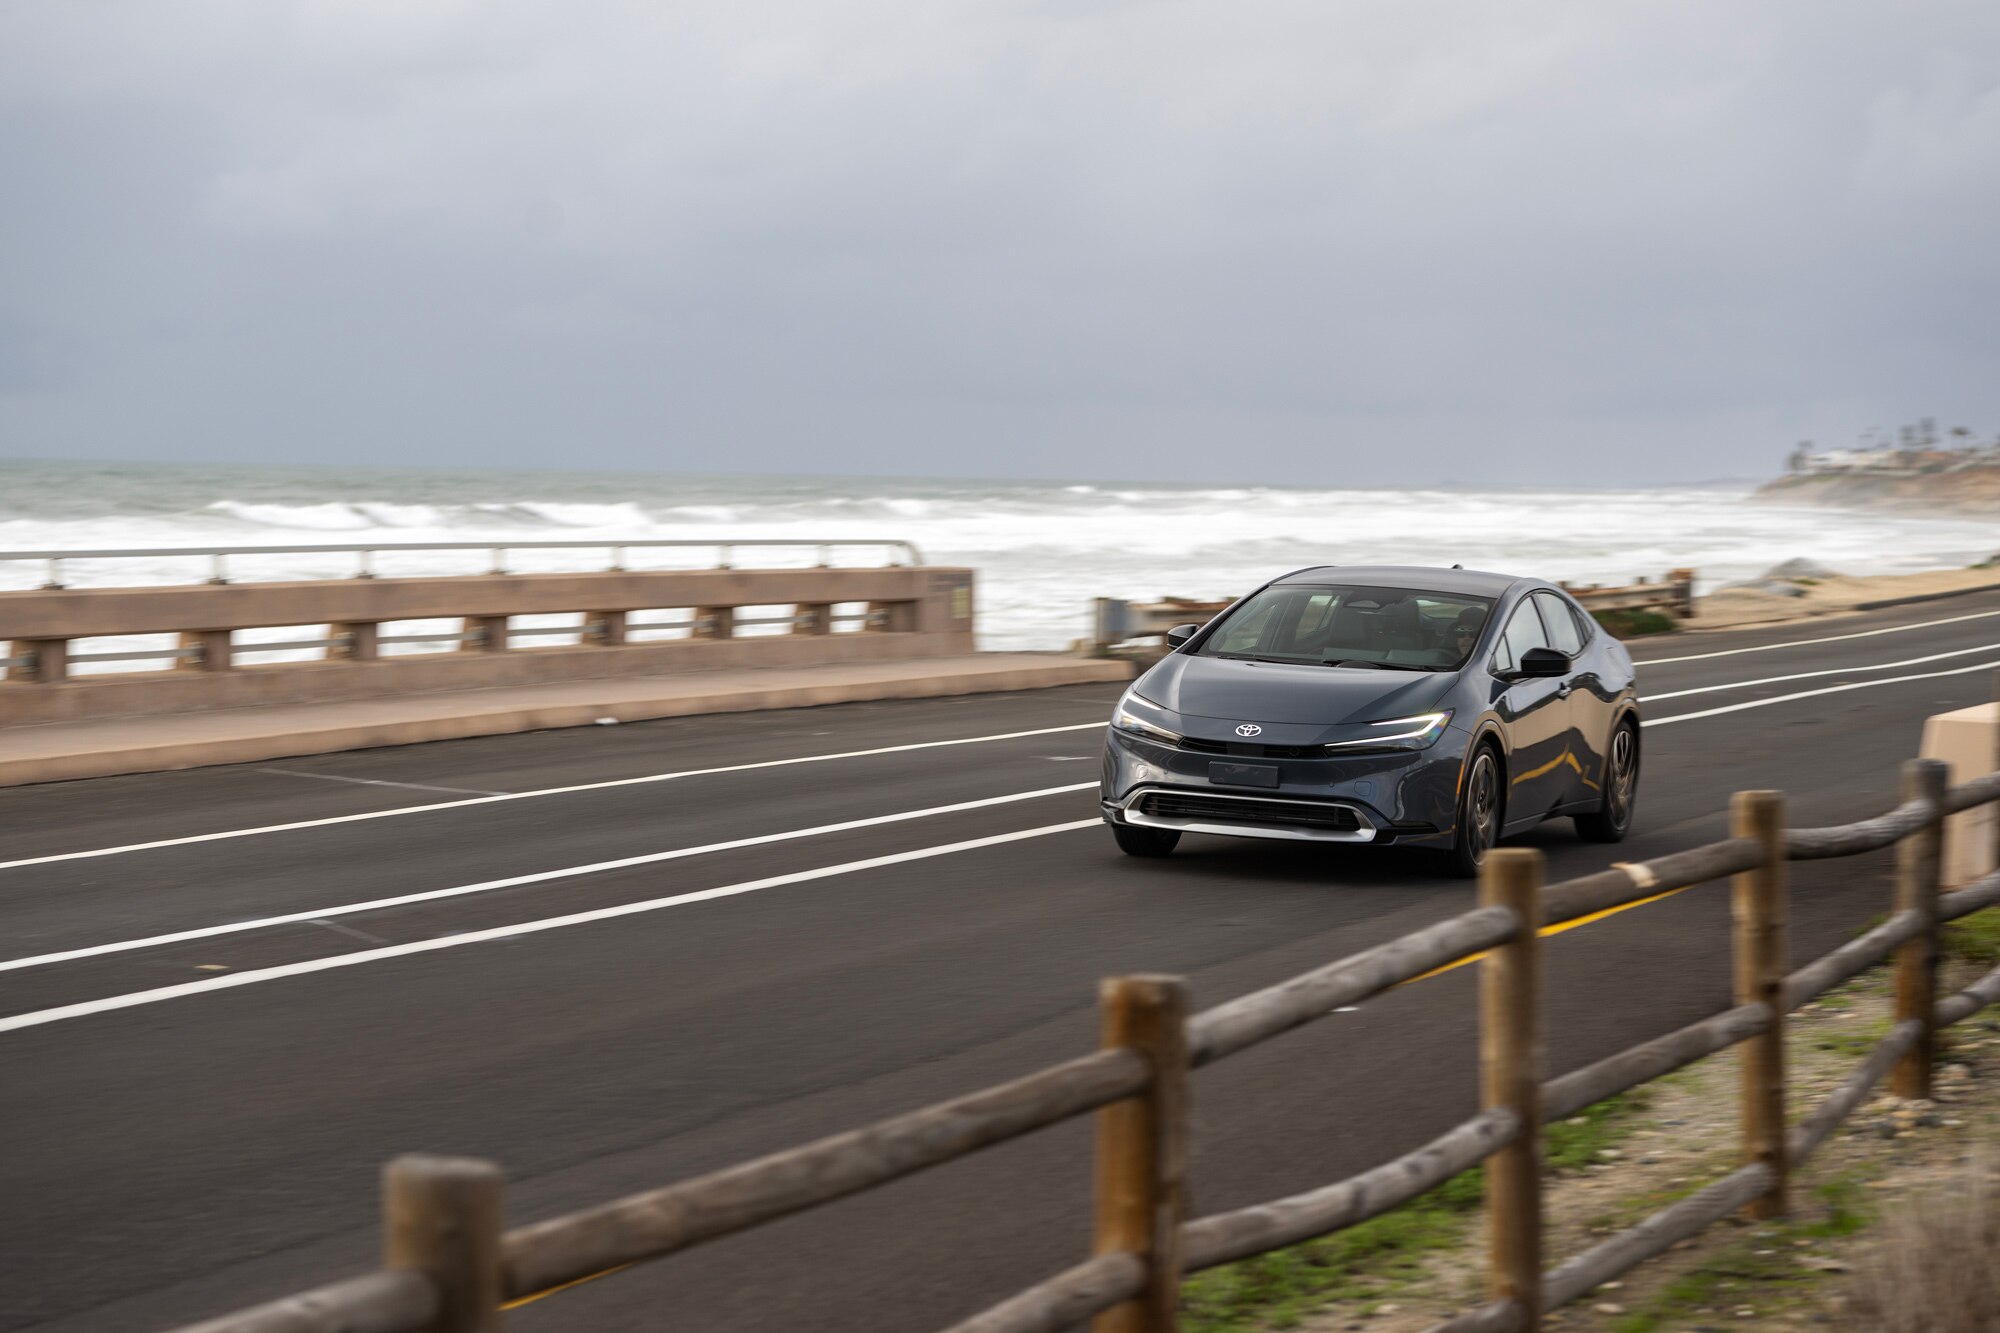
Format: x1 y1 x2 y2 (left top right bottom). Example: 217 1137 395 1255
6 593 2000 1333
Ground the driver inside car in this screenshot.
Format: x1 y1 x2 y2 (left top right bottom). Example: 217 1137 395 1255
1449 607 1486 661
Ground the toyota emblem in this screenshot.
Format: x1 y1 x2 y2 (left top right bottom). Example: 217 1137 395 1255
1235 723 1263 738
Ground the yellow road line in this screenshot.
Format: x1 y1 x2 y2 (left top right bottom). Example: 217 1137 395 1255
502 868 1702 1309
1408 881 1694 984
502 1263 634 1310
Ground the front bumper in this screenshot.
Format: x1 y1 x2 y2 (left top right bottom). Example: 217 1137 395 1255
1099 724 1471 847
1110 785 1380 842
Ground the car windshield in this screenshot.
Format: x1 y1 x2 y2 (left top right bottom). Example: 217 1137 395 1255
1195 584 1496 670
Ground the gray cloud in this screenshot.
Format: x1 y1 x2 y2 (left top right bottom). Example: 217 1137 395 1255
2 0 1997 484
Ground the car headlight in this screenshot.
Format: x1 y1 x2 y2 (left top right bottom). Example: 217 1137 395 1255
1325 710 1452 750
1113 708 1183 747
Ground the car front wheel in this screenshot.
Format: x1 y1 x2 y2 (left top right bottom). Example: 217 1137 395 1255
1111 823 1181 857
1444 743 1504 879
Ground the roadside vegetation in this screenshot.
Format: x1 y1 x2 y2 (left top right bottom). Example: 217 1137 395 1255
1178 902 2000 1333
1179 1094 1652 1332
1589 608 1676 638
1840 1157 1999 1333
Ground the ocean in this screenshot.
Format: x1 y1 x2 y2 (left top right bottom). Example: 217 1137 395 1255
3 459 1996 652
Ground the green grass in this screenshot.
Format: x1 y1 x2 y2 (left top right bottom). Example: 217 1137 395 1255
1178 1094 1651 1332
1590 608 1677 639
1945 907 2000 966
1602 1175 1875 1333
1811 1013 1894 1060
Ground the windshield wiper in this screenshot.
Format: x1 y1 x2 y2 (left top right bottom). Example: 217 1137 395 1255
1321 659 1439 671
1212 653 1313 665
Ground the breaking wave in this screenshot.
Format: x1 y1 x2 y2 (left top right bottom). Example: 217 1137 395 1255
2 466 1993 649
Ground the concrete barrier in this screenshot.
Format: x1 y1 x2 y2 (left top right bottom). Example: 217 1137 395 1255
0 566 976 725
1920 700 2000 886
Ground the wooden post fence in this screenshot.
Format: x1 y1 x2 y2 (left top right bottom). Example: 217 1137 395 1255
384 1155 505 1333
1480 848 1543 1330
155 764 2000 1333
1093 975 1190 1333
1731 789 1787 1220
1893 758 1947 1100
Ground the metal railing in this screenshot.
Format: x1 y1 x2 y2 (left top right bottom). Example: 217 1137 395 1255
0 539 925 590
164 755 2000 1333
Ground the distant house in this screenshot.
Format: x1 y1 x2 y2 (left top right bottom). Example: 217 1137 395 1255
1798 448 1899 473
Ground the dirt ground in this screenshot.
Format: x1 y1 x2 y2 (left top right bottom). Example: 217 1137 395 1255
1691 566 2000 631
1293 949 2000 1333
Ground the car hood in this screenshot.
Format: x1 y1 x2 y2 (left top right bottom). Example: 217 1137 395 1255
1135 653 1455 727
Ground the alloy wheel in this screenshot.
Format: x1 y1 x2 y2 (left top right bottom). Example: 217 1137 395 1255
1467 750 1500 862
1606 725 1638 829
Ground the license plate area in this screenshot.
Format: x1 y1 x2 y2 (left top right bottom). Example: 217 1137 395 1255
1208 761 1280 789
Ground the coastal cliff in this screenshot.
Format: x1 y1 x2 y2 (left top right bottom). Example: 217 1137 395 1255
1755 465 2000 514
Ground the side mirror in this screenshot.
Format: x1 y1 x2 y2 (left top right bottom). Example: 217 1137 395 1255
1164 623 1201 650
1516 646 1570 678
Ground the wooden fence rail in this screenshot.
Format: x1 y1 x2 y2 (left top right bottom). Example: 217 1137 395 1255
170 757 2000 1333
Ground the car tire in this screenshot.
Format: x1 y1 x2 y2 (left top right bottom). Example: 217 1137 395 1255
1111 823 1181 858
1444 742 1505 879
1575 718 1640 843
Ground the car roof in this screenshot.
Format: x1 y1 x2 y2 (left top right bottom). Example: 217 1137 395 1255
1270 564 1532 597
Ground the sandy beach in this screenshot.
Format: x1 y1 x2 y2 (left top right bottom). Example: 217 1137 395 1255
1691 564 2000 630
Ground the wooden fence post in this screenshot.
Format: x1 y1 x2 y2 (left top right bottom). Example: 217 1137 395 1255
1480 848 1543 1329
384 1155 505 1333
1893 758 1947 1101
1094 975 1190 1333
1732 790 1787 1219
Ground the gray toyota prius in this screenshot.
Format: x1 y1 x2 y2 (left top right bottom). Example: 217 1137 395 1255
1100 565 1641 877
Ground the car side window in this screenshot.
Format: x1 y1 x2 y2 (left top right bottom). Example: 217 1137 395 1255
1492 600 1552 675
1534 592 1584 655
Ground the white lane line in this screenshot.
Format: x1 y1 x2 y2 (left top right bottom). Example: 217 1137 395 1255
0 721 1110 873
1641 641 2000 703
257 768 506 797
0 783 1099 975
1633 608 2000 667
0 820 1101 1036
1645 656 2000 727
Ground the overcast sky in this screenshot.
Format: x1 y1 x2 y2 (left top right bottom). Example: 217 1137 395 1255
3 1 1997 486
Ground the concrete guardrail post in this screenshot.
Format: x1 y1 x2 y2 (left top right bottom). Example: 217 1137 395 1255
17 639 66 683
590 610 628 646
461 616 509 653
330 622 380 661
177 630 233 672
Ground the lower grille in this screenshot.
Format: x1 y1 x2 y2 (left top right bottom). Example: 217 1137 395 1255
1177 737 1331 759
1137 792 1362 832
